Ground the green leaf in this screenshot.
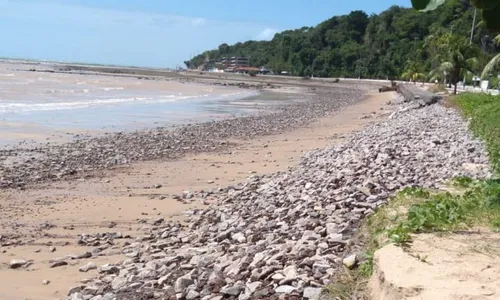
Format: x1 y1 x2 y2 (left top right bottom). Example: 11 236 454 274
411 0 446 11
481 53 500 79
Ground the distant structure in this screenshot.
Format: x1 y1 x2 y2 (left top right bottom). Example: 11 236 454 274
217 56 250 72
203 56 272 75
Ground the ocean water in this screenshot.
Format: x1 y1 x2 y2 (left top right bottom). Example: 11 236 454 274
0 65 262 141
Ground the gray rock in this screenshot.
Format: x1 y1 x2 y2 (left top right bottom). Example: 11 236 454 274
99 264 120 274
231 232 246 243
49 259 68 268
245 281 262 295
186 290 200 299
70 293 84 300
111 276 127 290
303 287 322 299
174 275 194 293
9 259 27 269
343 254 358 269
79 262 97 272
275 285 296 294
283 265 298 280
220 285 243 296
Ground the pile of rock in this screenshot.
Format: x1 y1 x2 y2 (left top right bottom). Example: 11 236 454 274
67 97 490 300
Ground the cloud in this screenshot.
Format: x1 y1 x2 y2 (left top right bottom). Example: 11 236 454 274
0 0 278 67
191 17 207 27
255 28 279 40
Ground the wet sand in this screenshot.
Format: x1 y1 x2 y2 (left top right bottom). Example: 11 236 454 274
0 91 395 300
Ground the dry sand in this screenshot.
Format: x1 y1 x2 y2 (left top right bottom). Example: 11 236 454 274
0 92 396 300
370 231 500 300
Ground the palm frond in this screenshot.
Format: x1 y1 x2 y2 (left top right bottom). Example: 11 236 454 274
466 57 480 70
494 35 500 46
440 61 453 71
481 53 500 79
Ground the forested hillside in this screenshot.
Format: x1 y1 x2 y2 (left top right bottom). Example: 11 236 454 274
185 0 499 80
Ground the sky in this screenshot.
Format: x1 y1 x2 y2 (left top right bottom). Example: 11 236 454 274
0 0 409 68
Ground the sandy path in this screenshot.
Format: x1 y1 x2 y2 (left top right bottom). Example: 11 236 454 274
0 92 396 300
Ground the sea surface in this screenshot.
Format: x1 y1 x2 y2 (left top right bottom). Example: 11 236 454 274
0 62 286 145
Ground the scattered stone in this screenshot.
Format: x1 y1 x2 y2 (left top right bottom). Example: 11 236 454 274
220 285 243 296
49 260 68 268
79 262 97 272
275 285 297 294
186 290 200 300
174 275 194 293
58 87 491 300
343 254 358 270
9 259 27 269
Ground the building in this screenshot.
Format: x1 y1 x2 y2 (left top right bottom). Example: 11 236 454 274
217 56 250 71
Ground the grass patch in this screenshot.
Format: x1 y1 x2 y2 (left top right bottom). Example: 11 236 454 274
359 180 500 272
388 179 500 245
325 179 500 299
453 93 500 175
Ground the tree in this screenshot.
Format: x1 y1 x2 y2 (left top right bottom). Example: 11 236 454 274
427 34 479 94
411 0 500 31
481 35 500 80
481 53 500 79
185 1 498 80
401 60 426 83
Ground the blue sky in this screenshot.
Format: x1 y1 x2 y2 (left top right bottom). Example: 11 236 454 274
0 0 409 68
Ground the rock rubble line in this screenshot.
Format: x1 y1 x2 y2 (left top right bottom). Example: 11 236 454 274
65 93 491 300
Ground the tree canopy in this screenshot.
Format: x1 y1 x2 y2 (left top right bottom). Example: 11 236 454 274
185 0 499 80
411 0 500 31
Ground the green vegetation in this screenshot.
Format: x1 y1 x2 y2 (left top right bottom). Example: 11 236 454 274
411 0 500 31
357 180 500 271
186 1 499 81
426 32 479 93
454 93 500 174
387 180 500 244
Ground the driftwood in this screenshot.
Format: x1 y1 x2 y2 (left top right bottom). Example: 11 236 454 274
379 81 398 93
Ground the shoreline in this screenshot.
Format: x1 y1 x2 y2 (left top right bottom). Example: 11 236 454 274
0 90 393 300
0 79 372 189
0 87 490 300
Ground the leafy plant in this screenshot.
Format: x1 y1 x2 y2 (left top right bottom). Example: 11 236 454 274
454 93 500 175
186 2 498 79
481 53 500 80
452 176 475 188
398 186 431 198
411 0 500 31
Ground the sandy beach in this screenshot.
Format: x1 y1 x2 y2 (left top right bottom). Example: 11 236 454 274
0 63 491 300
0 60 393 299
0 91 393 300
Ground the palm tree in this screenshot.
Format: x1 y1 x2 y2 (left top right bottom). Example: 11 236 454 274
425 33 479 94
401 60 425 84
481 34 500 81
429 50 478 94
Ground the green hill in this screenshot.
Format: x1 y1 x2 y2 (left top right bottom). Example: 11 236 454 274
185 0 499 79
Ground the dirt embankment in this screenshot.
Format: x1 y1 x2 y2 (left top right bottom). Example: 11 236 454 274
370 232 500 300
